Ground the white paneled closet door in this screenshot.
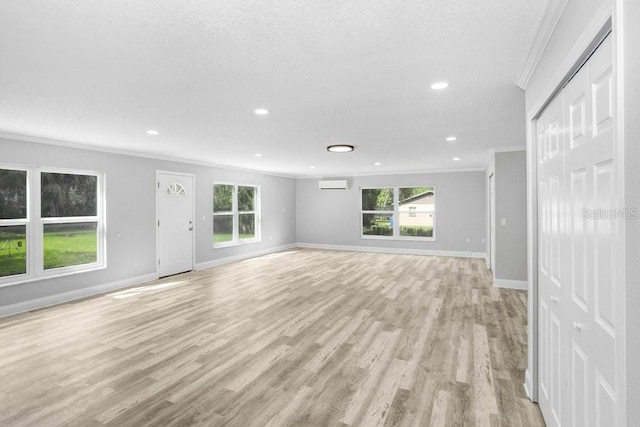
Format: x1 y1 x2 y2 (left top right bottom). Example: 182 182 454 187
537 87 566 427
537 34 620 427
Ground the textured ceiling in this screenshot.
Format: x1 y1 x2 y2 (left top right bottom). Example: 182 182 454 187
0 0 549 177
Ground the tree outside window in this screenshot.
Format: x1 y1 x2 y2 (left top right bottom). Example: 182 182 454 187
361 186 435 240
213 183 259 246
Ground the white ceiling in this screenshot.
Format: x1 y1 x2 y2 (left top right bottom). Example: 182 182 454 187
0 0 549 177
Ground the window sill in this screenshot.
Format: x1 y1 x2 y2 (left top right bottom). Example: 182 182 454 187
0 264 107 289
214 238 261 249
361 235 436 242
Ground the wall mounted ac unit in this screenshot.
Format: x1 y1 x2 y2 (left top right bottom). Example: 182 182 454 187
318 179 349 190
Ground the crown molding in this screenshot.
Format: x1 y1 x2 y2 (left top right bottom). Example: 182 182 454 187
0 131 296 179
516 0 570 90
295 167 485 180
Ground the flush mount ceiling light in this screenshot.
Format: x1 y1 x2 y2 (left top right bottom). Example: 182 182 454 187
254 153 263 157
453 157 461 161
254 108 269 115
327 144 354 153
146 129 159 135
309 166 316 169
430 81 449 90
373 162 381 166
446 136 457 141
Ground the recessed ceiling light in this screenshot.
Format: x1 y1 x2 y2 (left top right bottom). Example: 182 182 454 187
430 81 449 90
446 136 457 141
373 162 381 166
146 129 159 135
254 153 263 157
453 157 461 161
254 108 269 115
327 144 355 153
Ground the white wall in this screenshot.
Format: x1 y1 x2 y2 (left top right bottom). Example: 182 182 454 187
623 0 640 421
494 151 527 281
296 171 486 254
0 137 297 313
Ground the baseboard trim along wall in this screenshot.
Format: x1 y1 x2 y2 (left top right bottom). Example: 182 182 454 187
195 243 298 270
1 243 493 318
296 242 487 259
0 273 159 319
493 278 529 290
524 369 533 400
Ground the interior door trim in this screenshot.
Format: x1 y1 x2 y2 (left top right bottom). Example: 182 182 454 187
524 4 616 405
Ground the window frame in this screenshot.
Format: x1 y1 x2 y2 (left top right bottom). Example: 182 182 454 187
213 182 260 248
361 187 395 239
0 165 31 283
360 186 436 242
0 165 106 288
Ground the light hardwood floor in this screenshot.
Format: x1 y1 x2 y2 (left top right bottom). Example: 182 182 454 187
0 249 545 426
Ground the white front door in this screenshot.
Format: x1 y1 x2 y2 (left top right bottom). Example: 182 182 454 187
157 172 194 277
537 34 622 427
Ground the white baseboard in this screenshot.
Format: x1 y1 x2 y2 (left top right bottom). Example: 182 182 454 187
524 369 534 401
296 242 487 259
0 242 489 318
494 278 528 290
0 273 159 319
195 243 298 270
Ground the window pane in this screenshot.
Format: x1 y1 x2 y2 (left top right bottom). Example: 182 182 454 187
0 169 27 219
0 225 27 277
398 187 434 205
362 213 393 236
238 186 255 212
213 184 233 212
239 213 255 239
213 215 233 243
41 173 97 217
43 222 97 270
399 212 434 237
361 188 394 211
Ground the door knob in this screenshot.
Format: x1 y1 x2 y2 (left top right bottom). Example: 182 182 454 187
188 227 193 231
551 296 558 303
573 321 583 330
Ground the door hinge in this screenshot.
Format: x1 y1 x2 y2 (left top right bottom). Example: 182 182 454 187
158 259 160 265
158 220 160 227
158 181 160 188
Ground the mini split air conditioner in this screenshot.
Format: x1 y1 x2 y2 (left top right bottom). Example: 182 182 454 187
318 179 349 190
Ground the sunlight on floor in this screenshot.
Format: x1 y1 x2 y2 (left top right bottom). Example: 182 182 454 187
108 281 185 299
242 250 300 262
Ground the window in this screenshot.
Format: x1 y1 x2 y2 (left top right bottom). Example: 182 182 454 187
213 183 259 247
0 168 28 279
361 186 435 240
41 172 100 270
0 166 105 285
361 188 394 237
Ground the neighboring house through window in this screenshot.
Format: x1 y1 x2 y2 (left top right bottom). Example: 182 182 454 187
361 186 435 240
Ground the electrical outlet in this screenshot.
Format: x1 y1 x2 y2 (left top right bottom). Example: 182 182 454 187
501 218 507 226
466 237 470 243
